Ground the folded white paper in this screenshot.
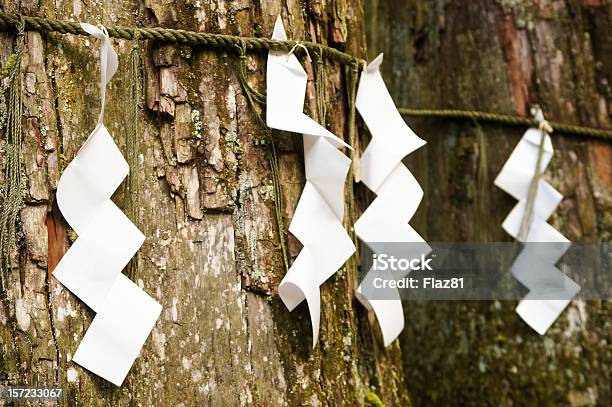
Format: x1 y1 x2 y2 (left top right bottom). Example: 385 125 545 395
266 16 355 348
354 54 430 346
494 119 580 335
72 275 161 386
53 23 161 386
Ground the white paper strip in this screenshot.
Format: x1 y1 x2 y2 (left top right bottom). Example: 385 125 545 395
53 23 161 386
494 118 580 335
266 16 355 348
353 54 430 346
72 275 161 386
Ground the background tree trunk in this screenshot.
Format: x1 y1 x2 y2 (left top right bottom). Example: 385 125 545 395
366 0 610 406
0 1 411 405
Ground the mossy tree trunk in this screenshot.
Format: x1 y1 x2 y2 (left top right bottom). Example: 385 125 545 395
366 0 610 406
0 1 410 405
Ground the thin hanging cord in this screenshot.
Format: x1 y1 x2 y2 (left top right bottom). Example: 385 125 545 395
236 41 266 106
518 108 552 241
0 16 28 369
315 46 326 125
126 30 142 279
0 15 25 278
235 43 289 273
346 63 360 257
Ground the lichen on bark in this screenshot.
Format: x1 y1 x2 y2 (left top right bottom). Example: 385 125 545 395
0 0 412 405
366 0 611 406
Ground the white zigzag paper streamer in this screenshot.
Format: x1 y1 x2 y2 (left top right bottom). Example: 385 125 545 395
53 23 161 386
353 54 430 346
494 113 580 335
266 16 355 348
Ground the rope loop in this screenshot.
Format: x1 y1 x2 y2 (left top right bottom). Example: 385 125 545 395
315 45 324 67
358 58 367 73
235 39 247 60
531 106 553 134
15 13 25 37
234 39 265 106
3 14 26 79
131 28 140 46
287 41 311 63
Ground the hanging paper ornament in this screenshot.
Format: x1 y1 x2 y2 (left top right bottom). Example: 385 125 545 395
494 110 580 335
53 23 161 386
266 16 355 348
353 54 430 346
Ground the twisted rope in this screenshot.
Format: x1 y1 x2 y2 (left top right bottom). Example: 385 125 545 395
0 12 361 67
315 46 327 125
399 108 611 141
346 63 360 258
0 12 609 141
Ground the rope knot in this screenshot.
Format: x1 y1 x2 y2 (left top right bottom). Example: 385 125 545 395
235 40 248 60
15 13 25 35
131 29 140 49
531 105 553 134
358 58 367 73
287 41 311 63
314 46 325 67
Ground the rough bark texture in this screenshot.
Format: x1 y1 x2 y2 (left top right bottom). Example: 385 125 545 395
366 0 610 406
0 1 411 406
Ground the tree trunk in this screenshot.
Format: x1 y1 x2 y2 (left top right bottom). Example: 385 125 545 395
0 1 410 405
366 0 610 406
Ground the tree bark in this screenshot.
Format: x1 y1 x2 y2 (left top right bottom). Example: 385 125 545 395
0 1 410 406
366 0 610 406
